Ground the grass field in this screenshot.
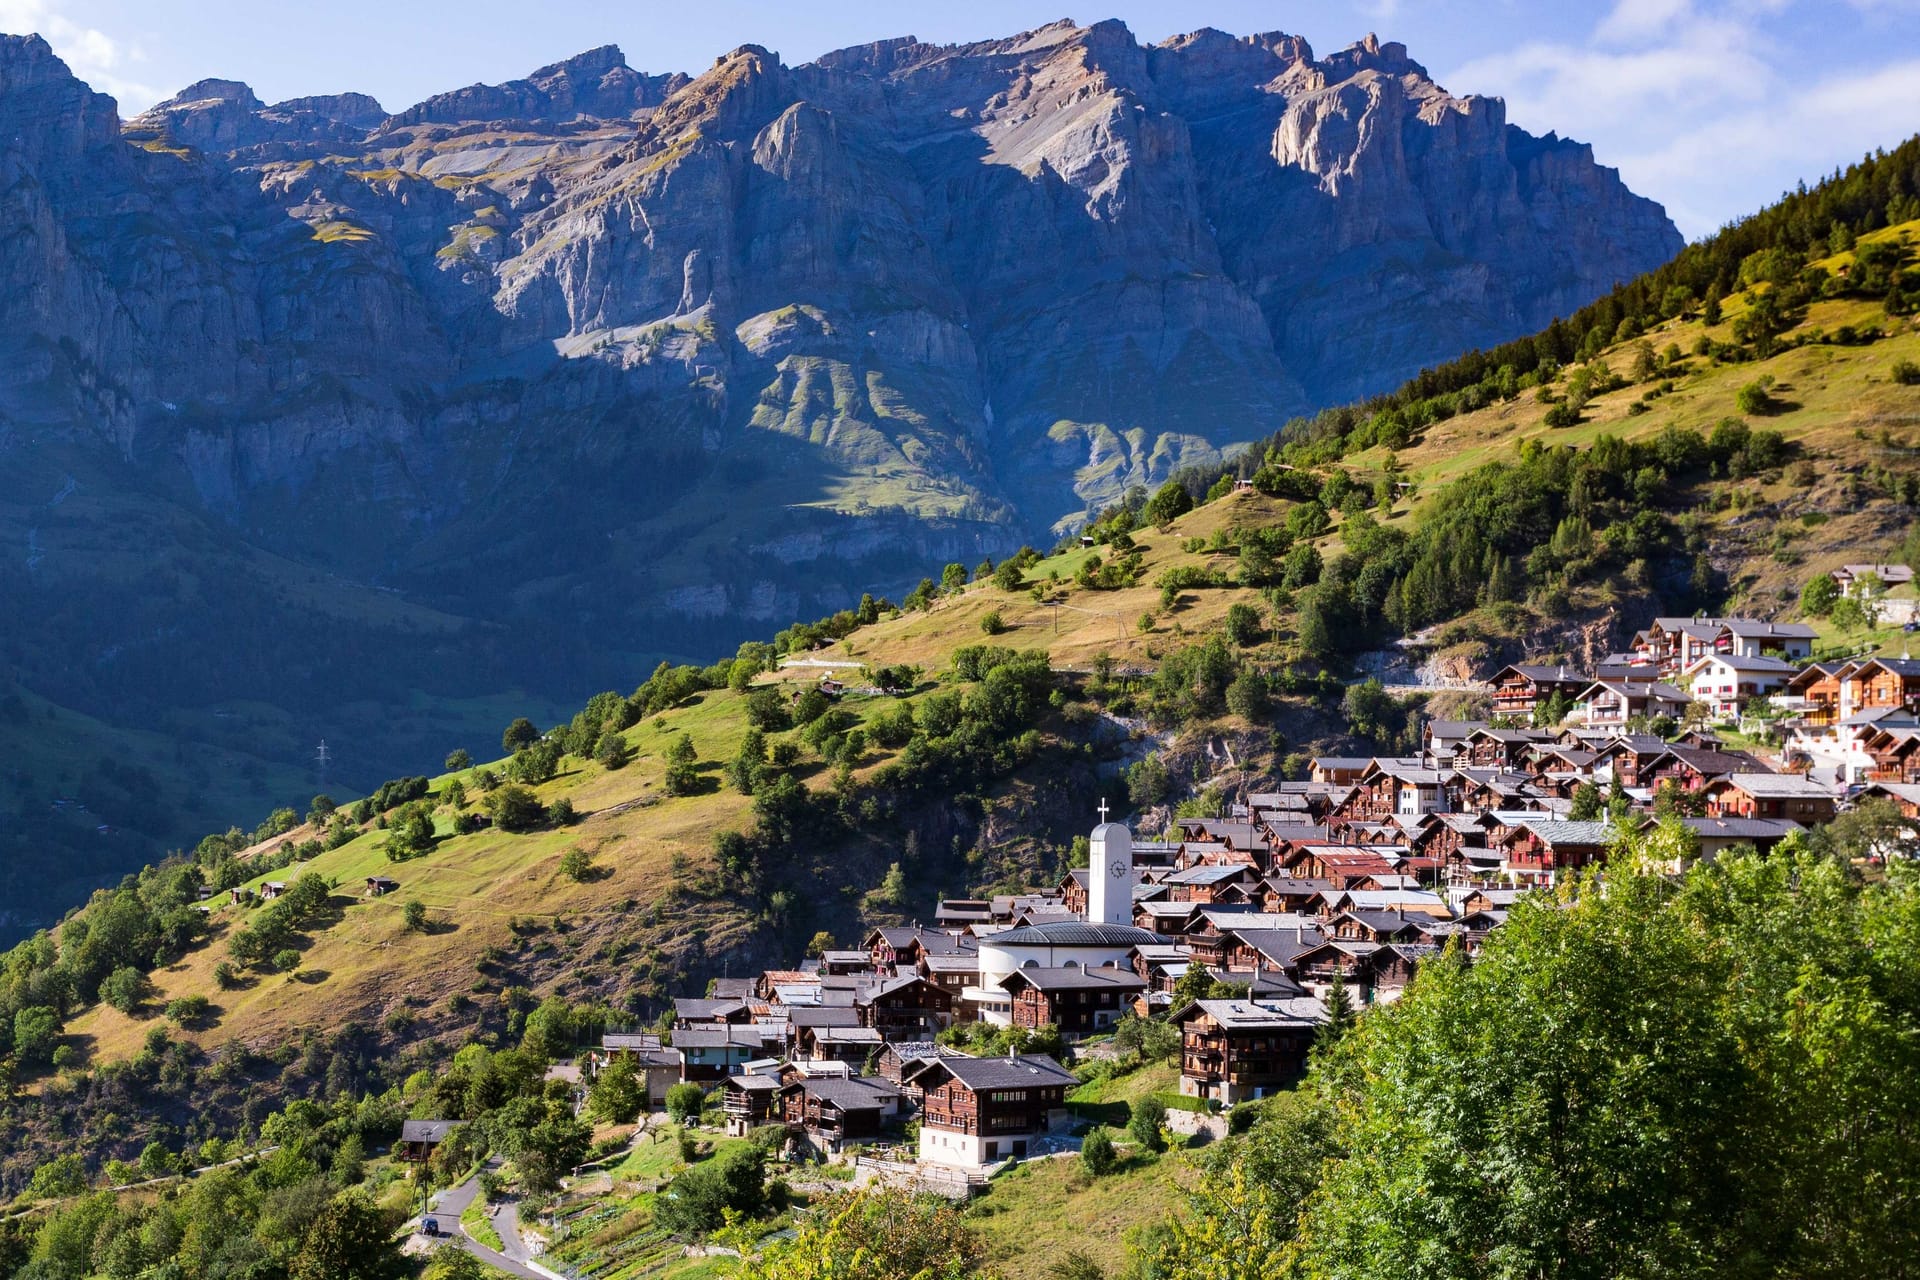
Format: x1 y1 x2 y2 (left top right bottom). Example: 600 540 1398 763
967 1147 1193 1279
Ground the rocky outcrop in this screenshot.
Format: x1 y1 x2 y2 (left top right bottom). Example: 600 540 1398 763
0 21 1683 768
380 44 686 129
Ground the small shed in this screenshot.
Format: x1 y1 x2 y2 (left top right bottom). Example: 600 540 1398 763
366 876 399 897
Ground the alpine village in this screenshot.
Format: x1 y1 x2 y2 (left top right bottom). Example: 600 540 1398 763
3 14 1920 1280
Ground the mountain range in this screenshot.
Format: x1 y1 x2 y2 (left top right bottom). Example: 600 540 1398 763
0 19 1680 918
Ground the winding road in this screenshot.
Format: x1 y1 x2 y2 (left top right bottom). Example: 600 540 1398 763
426 1168 553 1280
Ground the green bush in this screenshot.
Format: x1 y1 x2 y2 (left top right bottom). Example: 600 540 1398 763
666 1082 707 1124
654 1143 766 1237
1130 1095 1168 1152
1080 1126 1118 1175
1893 359 1920 385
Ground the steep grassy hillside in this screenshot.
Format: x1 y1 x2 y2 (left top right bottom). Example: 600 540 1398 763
39 220 1920 1083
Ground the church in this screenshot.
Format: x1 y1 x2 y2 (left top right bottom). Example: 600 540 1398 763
965 804 1166 1026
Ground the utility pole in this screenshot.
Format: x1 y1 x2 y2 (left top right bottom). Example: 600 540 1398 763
315 740 331 788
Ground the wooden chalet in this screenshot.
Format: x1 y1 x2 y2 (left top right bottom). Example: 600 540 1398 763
797 1024 884 1066
1703 773 1837 824
1285 845 1399 887
674 997 750 1026
1259 876 1341 915
998 965 1145 1036
1499 819 1614 883
1328 909 1426 945
1862 726 1920 783
398 1120 462 1162
1173 997 1324 1104
722 1073 782 1134
1642 746 1770 793
1455 728 1556 770
1221 926 1326 974
856 974 955 1037
1489 664 1589 718
1289 940 1383 995
910 1054 1077 1169
1058 869 1090 915
1850 658 1920 714
780 1076 901 1153
1594 733 1670 787
1784 662 1853 729
1160 862 1261 903
1862 781 1920 819
1309 757 1372 785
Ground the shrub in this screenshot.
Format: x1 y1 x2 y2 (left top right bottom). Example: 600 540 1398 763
559 847 595 882
486 785 547 832
167 995 213 1028
980 611 1006 635
1893 359 1920 386
1080 1126 1118 1175
654 1144 766 1237
594 732 631 770
744 687 793 731
1224 601 1263 647
1799 573 1840 617
1736 381 1774 415
1129 1096 1167 1152
666 1082 707 1124
664 734 700 796
100 965 149 1014
402 899 428 931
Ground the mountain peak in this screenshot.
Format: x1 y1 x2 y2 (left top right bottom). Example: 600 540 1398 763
155 77 262 112
530 44 628 81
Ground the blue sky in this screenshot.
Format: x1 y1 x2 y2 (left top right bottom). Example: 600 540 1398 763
3 0 1918 237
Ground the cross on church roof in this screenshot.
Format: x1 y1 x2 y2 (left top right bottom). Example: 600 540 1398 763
1097 799 1110 823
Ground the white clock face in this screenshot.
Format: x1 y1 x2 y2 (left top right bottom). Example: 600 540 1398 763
1108 861 1128 879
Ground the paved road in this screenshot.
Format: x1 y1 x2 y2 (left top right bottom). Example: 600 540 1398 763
426 1170 548 1280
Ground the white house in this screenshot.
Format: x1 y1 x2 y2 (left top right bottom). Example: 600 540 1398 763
1680 653 1799 722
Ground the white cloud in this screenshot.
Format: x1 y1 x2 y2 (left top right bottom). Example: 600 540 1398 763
1595 0 1696 45
1619 56 1920 233
1442 1 1920 237
0 0 157 109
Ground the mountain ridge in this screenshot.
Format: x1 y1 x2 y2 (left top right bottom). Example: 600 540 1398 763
0 17 1681 935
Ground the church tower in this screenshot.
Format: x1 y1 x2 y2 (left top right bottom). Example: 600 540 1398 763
1087 801 1133 927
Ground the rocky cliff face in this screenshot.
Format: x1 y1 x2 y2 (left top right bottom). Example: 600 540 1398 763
0 20 1682 783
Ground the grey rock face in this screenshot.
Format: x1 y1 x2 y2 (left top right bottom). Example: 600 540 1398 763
0 20 1682 693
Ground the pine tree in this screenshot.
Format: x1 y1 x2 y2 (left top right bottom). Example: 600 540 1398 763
1322 970 1357 1047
